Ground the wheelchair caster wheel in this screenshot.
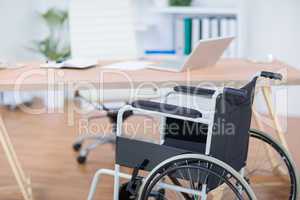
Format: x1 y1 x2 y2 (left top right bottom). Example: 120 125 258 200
77 155 86 164
119 183 134 199
154 189 165 200
73 143 82 151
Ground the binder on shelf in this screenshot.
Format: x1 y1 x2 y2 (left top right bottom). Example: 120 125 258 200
220 17 229 57
199 19 203 40
192 18 200 49
175 17 184 56
201 17 210 40
184 18 192 55
228 18 237 57
217 18 222 37
152 11 239 58
210 17 219 38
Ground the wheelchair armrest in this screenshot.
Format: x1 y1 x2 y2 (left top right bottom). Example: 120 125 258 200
173 85 215 97
131 100 202 118
260 71 282 80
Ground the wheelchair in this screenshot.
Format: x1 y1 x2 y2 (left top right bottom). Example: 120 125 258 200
87 71 299 200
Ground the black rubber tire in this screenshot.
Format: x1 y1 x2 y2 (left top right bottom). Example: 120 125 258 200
138 154 256 200
249 128 299 200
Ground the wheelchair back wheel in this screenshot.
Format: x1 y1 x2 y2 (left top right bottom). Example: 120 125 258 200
247 129 299 200
138 154 256 200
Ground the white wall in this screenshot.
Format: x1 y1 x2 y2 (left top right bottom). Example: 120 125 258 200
0 0 39 106
241 0 300 117
0 0 69 62
0 0 40 61
0 0 68 108
243 0 300 68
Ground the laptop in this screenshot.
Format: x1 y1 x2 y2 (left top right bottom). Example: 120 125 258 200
148 37 234 72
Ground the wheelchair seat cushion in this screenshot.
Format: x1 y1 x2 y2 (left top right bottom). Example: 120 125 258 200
116 137 191 171
132 100 202 118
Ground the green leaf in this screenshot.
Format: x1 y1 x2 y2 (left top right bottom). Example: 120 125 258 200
29 8 71 61
41 8 69 27
169 0 192 6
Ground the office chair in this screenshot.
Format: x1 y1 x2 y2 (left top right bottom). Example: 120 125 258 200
70 0 143 164
1 92 34 110
72 89 158 164
72 89 134 164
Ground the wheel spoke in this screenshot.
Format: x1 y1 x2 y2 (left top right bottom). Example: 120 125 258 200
140 155 254 200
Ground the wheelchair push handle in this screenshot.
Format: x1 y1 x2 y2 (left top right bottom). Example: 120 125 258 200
260 71 282 80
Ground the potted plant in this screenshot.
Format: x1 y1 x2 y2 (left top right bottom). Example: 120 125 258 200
31 8 71 61
169 0 192 6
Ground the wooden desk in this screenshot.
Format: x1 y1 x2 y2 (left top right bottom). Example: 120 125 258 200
0 59 299 91
0 59 299 200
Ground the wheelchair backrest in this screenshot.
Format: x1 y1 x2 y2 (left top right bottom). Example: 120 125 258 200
163 78 257 171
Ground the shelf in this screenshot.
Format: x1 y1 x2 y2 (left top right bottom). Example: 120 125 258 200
153 6 239 16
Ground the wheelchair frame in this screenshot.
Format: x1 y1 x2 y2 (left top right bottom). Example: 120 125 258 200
87 71 297 200
88 87 220 200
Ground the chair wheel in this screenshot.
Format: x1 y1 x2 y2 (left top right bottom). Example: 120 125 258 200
77 155 87 164
24 101 33 107
7 105 17 110
73 143 82 151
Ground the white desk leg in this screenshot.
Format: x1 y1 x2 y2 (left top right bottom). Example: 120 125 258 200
0 115 33 200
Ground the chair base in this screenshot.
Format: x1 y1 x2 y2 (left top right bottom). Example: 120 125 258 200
73 134 116 164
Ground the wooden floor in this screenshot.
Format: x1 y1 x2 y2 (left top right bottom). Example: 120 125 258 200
0 100 299 200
